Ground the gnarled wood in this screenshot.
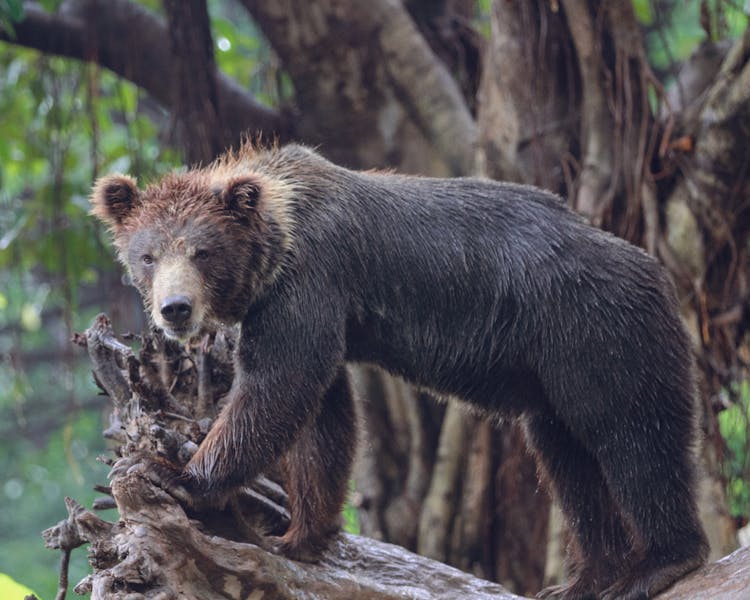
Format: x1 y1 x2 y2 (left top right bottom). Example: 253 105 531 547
60 315 523 599
74 469 523 599
47 314 750 599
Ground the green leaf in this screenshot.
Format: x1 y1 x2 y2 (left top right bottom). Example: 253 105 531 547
38 0 64 11
718 380 750 518
0 572 38 600
632 0 653 25
4 0 24 21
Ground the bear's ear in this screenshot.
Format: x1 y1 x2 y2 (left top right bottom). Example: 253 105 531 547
222 176 262 213
90 174 140 228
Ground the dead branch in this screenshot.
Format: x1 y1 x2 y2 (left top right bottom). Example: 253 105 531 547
73 313 136 408
70 468 523 599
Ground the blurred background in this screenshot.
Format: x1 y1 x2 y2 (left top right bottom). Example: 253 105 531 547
0 1 749 598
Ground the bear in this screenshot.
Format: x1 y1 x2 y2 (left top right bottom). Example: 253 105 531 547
91 143 708 600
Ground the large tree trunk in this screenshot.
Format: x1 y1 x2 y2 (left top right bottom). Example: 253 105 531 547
162 0 225 164
476 0 748 570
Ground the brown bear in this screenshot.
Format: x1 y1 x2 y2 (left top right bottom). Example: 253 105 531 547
91 143 708 600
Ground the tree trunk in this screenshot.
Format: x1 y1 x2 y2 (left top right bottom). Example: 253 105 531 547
163 0 225 164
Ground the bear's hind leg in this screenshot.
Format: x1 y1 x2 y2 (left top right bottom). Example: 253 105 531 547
595 417 708 600
273 366 357 561
525 413 631 600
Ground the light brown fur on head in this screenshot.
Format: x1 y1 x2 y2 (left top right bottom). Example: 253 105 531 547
90 144 308 339
149 251 208 340
204 142 298 255
90 143 299 253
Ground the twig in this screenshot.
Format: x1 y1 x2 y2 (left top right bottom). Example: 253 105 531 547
80 313 136 407
55 548 71 600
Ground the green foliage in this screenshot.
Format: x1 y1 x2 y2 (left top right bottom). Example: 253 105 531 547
343 480 361 535
719 381 750 519
0 7 280 594
37 0 64 11
0 48 180 286
209 0 292 105
637 0 749 75
474 0 493 38
0 0 23 36
0 408 111 600
0 43 179 599
343 503 361 535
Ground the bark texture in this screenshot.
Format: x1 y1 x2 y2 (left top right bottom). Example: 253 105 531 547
163 0 225 164
55 315 519 599
240 0 476 174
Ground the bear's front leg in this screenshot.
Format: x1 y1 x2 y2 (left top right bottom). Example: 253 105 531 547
180 294 348 557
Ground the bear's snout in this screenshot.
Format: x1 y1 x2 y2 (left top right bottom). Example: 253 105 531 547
150 256 206 339
160 295 193 327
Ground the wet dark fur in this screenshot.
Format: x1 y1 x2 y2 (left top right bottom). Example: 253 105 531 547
92 145 708 598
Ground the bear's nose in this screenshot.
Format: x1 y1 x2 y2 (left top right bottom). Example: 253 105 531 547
160 295 193 326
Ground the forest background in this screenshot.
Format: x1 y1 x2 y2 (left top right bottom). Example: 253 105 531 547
0 1 749 598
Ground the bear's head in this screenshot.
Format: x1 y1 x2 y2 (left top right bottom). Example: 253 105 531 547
90 170 289 340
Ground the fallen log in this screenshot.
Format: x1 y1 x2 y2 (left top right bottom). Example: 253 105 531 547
40 314 749 599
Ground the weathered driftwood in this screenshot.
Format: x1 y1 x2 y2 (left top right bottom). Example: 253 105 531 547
48 474 521 599
42 477 750 600
42 314 750 599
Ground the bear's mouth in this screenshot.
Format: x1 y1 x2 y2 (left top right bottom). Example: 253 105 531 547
161 323 201 342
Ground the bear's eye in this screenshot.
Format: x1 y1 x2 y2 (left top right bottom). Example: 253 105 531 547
194 249 210 261
141 254 154 266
